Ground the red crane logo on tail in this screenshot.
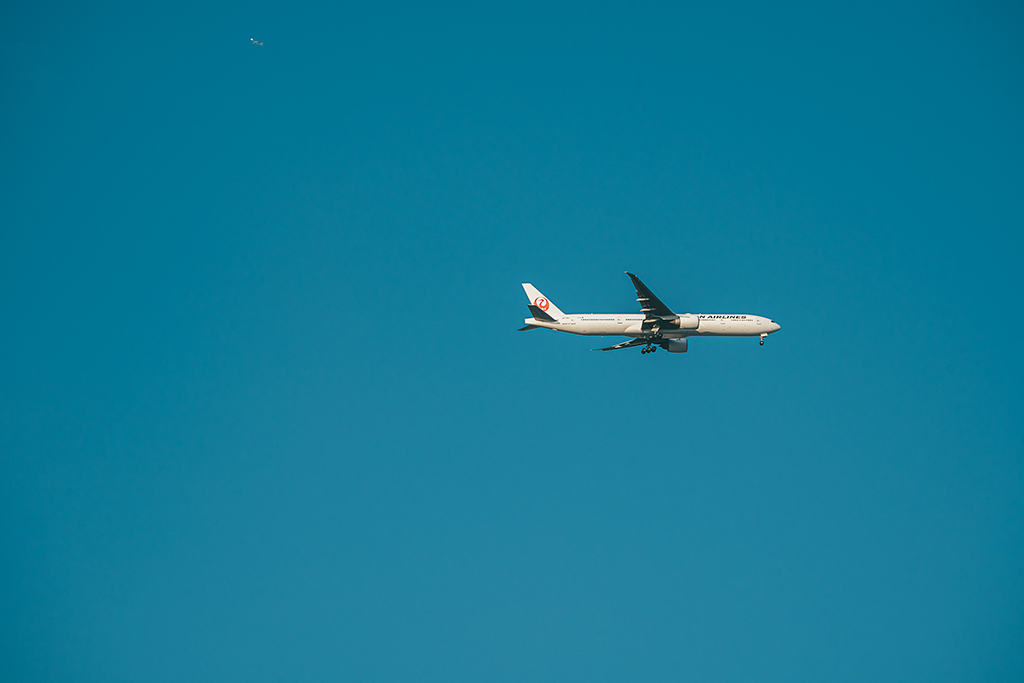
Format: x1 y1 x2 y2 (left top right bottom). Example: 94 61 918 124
533 297 549 311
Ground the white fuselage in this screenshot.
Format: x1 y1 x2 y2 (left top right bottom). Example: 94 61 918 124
526 313 781 338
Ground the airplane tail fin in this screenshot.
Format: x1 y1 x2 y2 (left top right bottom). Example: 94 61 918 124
521 283 565 319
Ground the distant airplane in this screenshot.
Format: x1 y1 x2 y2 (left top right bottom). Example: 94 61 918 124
250 38 264 46
519 272 781 354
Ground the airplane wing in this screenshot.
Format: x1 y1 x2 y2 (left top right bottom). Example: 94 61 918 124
592 338 647 351
625 272 675 318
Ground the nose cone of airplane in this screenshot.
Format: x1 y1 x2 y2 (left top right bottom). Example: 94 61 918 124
771 321 781 332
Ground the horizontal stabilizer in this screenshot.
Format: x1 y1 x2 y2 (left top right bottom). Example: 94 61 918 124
518 324 541 331
527 304 555 322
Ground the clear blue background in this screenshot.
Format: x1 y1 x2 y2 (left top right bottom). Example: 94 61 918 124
3 1 1022 680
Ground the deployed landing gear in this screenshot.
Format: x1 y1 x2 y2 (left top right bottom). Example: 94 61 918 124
760 333 767 346
642 344 656 354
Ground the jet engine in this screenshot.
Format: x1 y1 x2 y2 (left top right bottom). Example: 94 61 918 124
657 314 699 330
674 314 699 330
663 339 688 353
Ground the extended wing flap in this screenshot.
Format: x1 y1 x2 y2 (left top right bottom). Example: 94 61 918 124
592 338 647 352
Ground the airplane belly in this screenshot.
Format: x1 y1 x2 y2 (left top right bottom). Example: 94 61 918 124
587 324 624 336
719 321 757 336
573 321 619 336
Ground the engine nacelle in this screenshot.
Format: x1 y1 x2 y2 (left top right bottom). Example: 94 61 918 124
632 315 699 333
663 339 688 353
676 314 699 329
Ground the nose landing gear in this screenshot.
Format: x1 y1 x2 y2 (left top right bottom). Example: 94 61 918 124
760 333 767 346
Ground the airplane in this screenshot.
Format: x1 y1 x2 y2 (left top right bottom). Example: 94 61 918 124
518 272 781 354
250 38 264 46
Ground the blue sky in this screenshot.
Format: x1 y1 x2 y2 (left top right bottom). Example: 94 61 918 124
2 1 1023 681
